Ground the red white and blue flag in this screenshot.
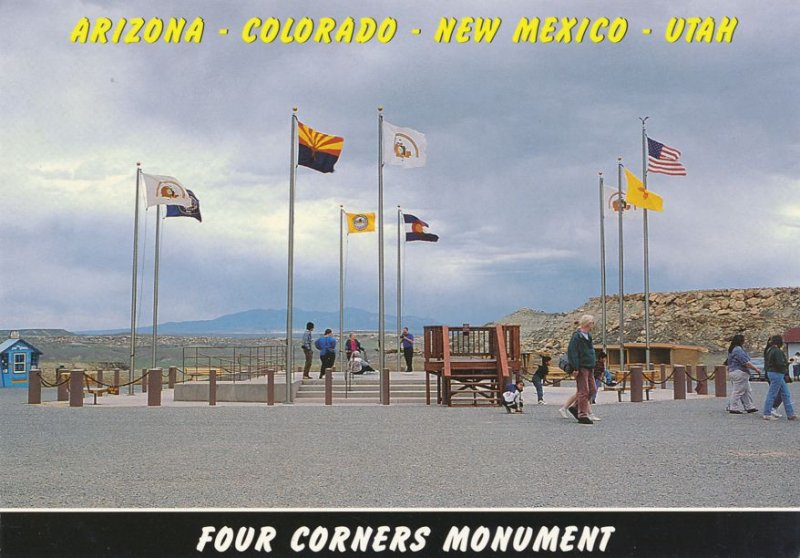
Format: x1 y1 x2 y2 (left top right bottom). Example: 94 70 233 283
403 214 439 242
647 137 686 176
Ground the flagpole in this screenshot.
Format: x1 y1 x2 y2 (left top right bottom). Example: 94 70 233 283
640 116 651 373
152 205 161 368
128 163 142 395
377 107 386 402
617 157 625 372
396 205 402 373
339 205 345 377
598 172 607 354
285 108 298 403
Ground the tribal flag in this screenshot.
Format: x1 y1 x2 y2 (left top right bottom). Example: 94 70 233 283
346 212 375 234
624 168 663 212
166 189 202 222
142 173 193 208
647 137 686 176
298 121 344 173
383 122 427 168
404 214 439 242
604 186 635 215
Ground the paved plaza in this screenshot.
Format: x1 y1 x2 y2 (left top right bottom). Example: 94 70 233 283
1 381 798 509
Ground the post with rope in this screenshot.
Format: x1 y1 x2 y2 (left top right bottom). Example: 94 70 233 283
141 368 148 393
57 368 68 401
696 365 708 395
113 369 120 391
69 369 83 408
630 365 644 403
673 365 686 399
685 365 693 394
147 368 162 407
168 366 177 389
97 369 104 386
28 369 42 404
660 363 667 389
714 365 727 398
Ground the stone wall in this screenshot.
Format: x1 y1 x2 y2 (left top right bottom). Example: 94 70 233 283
496 287 800 357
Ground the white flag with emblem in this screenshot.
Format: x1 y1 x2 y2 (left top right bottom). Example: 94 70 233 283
142 173 193 208
383 122 427 168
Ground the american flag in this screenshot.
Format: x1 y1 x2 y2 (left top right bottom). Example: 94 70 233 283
647 137 686 176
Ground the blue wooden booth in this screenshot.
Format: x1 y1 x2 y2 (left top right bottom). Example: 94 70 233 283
0 337 42 388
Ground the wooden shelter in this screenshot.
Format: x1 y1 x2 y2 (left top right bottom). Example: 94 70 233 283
601 342 707 369
423 324 521 406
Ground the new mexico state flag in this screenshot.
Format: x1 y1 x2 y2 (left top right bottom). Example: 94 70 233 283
624 168 663 212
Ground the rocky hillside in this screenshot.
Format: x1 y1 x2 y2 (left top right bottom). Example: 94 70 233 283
496 287 800 358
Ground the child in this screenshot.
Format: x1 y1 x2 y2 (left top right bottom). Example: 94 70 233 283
501 381 525 413
531 355 550 404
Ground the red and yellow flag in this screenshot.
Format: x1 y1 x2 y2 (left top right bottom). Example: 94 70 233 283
624 169 663 212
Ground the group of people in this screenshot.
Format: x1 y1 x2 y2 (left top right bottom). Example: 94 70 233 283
505 314 609 424
726 333 797 421
299 322 415 379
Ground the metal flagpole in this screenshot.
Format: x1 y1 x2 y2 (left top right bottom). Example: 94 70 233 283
339 205 345 376
396 205 402 373
152 205 161 368
640 116 651 373
598 172 607 354
377 107 386 402
285 108 298 403
617 157 625 372
128 163 142 395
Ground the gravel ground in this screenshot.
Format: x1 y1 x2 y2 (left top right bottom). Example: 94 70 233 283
1 383 798 509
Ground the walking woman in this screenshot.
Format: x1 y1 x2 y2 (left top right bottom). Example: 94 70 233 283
725 334 760 414
762 335 797 421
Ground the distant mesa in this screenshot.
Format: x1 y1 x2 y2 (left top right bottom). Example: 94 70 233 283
76 308 438 336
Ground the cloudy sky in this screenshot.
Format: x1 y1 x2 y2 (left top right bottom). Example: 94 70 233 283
1 1 798 332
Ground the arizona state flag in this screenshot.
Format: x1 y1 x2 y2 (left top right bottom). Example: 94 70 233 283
624 168 663 212
298 121 344 173
346 212 376 233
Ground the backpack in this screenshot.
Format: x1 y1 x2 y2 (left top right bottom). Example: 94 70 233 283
558 354 573 373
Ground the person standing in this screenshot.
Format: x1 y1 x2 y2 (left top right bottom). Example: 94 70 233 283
314 328 337 379
531 355 550 404
725 334 760 414
301 322 315 379
762 335 797 421
566 314 597 425
400 327 415 372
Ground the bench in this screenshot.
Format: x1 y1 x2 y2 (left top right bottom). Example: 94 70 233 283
605 383 655 402
84 387 109 405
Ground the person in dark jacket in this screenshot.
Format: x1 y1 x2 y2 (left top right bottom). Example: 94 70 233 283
762 335 797 421
566 314 597 424
531 355 550 404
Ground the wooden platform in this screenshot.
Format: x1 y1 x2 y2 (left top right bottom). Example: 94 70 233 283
423 324 521 406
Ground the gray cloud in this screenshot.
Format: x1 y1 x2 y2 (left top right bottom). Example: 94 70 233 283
1 1 798 330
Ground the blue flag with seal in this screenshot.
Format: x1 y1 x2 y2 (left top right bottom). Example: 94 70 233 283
166 189 202 222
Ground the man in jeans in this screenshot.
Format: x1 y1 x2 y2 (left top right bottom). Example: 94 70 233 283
567 314 597 425
301 322 314 379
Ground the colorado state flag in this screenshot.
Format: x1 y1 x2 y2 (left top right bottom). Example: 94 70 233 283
298 121 344 173
403 214 439 242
